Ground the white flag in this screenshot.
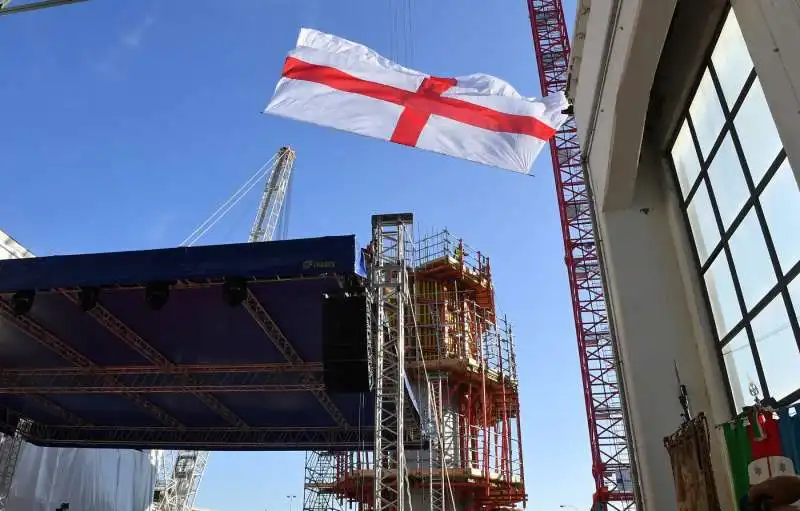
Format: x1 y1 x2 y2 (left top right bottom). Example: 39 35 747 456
265 28 569 173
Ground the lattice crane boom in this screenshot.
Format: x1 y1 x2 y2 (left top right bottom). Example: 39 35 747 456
526 2 638 510
159 145 296 511
249 146 296 243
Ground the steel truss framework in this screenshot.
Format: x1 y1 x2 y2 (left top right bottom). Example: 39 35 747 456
371 213 413 511
303 451 345 511
0 419 30 511
527 1 638 509
154 450 209 511
0 279 352 449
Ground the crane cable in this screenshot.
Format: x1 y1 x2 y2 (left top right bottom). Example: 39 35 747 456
179 153 280 247
404 236 458 511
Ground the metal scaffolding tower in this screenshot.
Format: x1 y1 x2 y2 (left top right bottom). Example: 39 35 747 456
303 451 344 511
526 2 640 510
0 420 31 511
370 213 412 511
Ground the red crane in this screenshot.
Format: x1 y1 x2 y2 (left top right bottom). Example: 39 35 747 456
526 2 638 510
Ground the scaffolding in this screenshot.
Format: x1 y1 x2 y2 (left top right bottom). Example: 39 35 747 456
152 450 209 511
304 228 525 511
0 420 31 510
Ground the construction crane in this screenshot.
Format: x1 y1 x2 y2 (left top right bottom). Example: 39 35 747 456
526 2 639 510
2 0 642 508
0 0 86 16
157 146 296 511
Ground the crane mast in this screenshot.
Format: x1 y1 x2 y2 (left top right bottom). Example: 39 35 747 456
526 2 638 510
250 147 296 243
156 145 296 511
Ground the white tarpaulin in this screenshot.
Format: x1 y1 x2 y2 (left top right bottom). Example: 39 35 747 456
6 445 156 511
265 28 568 173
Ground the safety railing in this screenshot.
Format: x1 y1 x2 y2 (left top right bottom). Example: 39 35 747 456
459 419 524 485
410 287 517 384
416 230 491 281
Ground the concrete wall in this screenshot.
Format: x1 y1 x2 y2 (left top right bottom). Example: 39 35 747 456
567 0 800 509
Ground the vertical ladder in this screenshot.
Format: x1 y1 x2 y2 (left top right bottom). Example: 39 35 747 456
428 374 446 511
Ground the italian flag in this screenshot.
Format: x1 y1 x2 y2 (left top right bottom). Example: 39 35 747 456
724 408 800 499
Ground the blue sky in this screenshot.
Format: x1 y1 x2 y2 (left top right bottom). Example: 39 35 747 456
1 0 591 510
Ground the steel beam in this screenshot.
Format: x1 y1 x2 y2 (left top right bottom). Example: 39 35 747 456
0 363 322 377
60 291 249 427
0 368 322 393
27 395 91 426
21 423 369 450
0 384 320 394
243 290 349 428
0 299 183 428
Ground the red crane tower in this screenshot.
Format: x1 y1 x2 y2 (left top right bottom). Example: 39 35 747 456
526 2 639 510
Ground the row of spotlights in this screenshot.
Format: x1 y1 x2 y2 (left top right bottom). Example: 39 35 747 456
10 278 249 316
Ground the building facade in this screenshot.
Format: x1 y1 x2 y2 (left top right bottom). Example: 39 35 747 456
568 0 800 509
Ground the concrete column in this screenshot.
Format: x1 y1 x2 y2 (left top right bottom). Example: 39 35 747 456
733 0 800 182
590 139 734 511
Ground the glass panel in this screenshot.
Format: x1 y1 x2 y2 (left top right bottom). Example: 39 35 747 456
689 69 726 159
722 329 762 411
729 206 777 310
734 79 783 185
760 159 800 274
711 11 754 106
790 275 800 322
671 120 702 197
706 134 750 230
751 294 800 402
686 180 720 264
705 251 741 337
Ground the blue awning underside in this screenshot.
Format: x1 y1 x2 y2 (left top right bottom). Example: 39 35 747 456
0 236 422 451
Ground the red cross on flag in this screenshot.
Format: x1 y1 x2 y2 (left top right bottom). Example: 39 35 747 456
265 28 569 173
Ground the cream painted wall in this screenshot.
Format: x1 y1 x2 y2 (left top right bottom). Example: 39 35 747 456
568 0 800 508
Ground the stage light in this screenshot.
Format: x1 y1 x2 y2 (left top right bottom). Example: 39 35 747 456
222 277 247 307
145 283 170 311
78 287 100 312
10 290 34 316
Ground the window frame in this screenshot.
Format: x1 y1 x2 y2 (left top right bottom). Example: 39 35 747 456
665 6 800 412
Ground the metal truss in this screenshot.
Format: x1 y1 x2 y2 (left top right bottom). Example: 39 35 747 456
244 290 350 429
27 395 90 426
60 292 247 427
0 419 30 510
0 299 184 429
303 451 344 511
153 450 209 511
527 1 638 509
0 365 323 394
370 213 413 511
249 146 296 243
18 422 367 450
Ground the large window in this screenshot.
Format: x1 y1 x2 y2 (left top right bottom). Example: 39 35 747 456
668 9 800 411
